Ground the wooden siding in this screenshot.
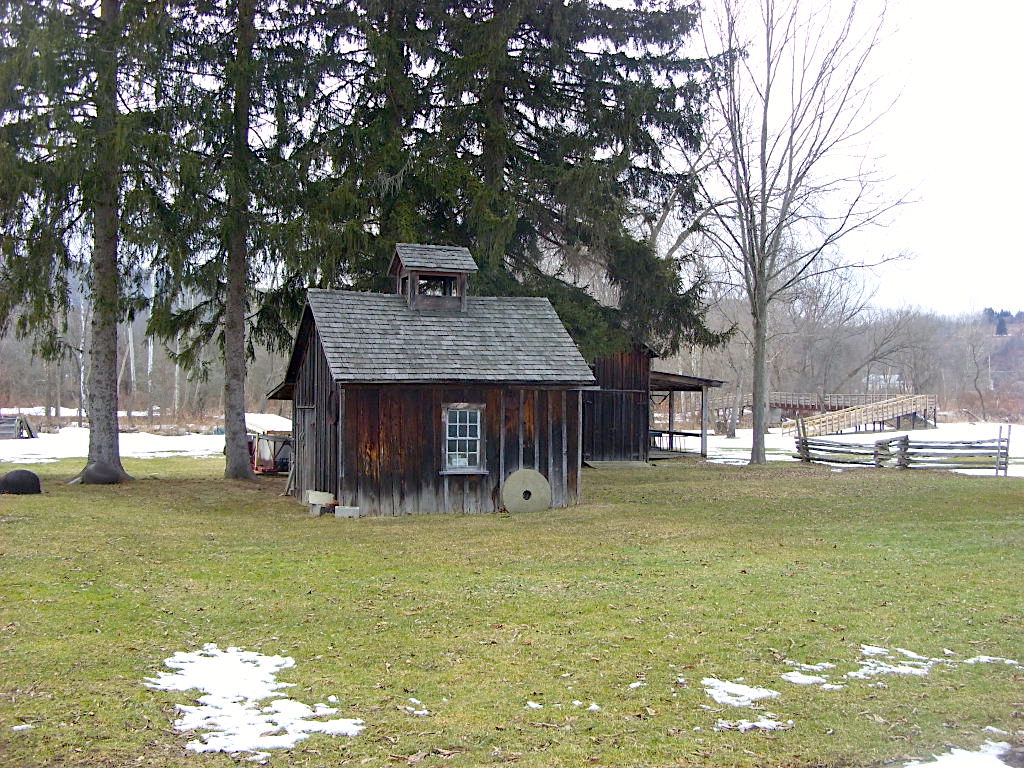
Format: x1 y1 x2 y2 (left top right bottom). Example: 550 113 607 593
582 347 651 461
291 326 337 500
292 385 581 516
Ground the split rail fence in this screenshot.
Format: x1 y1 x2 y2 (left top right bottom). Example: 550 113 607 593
793 425 1012 476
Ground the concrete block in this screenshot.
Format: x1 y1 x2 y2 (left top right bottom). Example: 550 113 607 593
305 490 335 505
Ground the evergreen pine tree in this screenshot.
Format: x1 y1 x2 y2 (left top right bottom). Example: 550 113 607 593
328 0 726 357
0 0 167 479
147 0 358 478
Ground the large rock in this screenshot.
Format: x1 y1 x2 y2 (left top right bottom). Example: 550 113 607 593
0 469 42 495
80 461 121 485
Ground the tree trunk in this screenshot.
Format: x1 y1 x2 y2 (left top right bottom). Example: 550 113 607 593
83 0 129 480
126 321 136 426
728 382 741 438
376 7 412 246
223 0 256 480
173 331 180 419
45 360 53 421
147 273 154 425
77 302 88 428
147 334 154 425
749 292 769 464
972 357 988 421
54 359 61 423
476 9 517 272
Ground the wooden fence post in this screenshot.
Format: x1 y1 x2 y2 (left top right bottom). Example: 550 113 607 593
873 439 888 468
795 418 808 461
894 436 910 469
997 425 1011 477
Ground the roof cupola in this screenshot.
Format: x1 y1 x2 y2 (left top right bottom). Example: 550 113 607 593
388 243 478 312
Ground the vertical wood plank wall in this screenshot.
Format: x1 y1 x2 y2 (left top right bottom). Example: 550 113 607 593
582 347 651 461
291 327 337 501
293 383 582 516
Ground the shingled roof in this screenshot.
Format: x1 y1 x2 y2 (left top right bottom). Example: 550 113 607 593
296 288 594 385
391 243 478 274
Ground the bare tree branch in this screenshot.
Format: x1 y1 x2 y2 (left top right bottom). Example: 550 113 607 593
688 0 903 463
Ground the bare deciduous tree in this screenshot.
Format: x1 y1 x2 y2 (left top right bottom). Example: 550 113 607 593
698 0 900 462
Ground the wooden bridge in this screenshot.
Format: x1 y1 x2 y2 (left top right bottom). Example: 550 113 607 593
793 394 938 437
0 415 36 439
710 392 901 414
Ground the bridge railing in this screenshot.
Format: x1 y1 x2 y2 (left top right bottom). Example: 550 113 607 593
821 393 905 409
794 395 937 438
709 392 929 413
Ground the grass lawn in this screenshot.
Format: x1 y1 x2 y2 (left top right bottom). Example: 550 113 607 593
1 457 1022 767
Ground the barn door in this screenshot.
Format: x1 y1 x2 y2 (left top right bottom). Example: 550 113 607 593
295 405 314 500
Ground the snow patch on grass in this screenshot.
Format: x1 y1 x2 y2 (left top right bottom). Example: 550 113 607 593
846 658 934 679
400 698 430 717
903 741 1012 768
701 678 780 707
712 642 1019 736
964 656 1020 667
714 715 793 732
144 644 363 762
784 660 836 672
861 644 891 656
780 671 828 685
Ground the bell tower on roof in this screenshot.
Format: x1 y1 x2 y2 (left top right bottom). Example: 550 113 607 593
388 243 479 312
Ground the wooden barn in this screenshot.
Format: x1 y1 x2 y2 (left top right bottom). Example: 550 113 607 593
582 345 724 463
268 244 596 516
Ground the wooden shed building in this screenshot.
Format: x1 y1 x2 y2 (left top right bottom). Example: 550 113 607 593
269 244 596 516
582 345 725 463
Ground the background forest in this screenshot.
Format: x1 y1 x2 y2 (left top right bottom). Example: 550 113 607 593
3 298 1023 429
2 0 1021 466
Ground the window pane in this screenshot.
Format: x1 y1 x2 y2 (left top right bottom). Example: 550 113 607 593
445 407 483 469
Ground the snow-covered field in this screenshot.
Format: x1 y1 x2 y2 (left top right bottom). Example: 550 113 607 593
0 406 153 418
673 422 1023 477
0 413 292 465
0 426 225 464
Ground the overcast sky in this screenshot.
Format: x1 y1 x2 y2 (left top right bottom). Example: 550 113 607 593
851 0 1024 316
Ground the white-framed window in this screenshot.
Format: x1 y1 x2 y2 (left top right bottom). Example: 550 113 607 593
444 404 484 472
